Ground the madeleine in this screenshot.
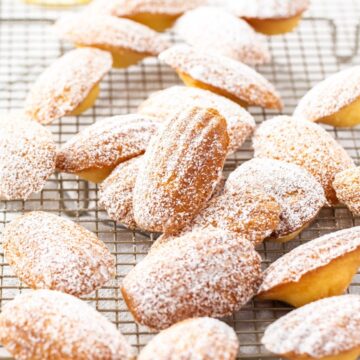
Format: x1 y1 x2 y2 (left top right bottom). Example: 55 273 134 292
3 212 116 296
258 227 360 307
122 228 262 330
226 0 310 35
133 106 229 234
159 45 283 110
138 86 255 154
175 6 270 65
262 295 360 360
225 158 325 242
0 114 56 200
56 115 158 183
138 317 239 360
0 290 134 360
87 0 205 31
55 14 169 68
294 66 360 127
25 48 112 124
253 116 355 204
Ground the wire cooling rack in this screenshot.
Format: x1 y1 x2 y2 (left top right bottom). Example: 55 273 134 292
1 1 360 359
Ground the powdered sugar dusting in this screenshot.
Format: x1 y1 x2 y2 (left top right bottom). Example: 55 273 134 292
154 186 281 249
3 212 116 296
88 0 205 16
133 106 229 234
175 6 271 66
138 86 255 153
55 14 170 55
222 0 309 19
253 116 355 205
99 157 143 228
334 167 360 216
294 66 360 122
191 188 281 245
122 228 262 330
56 114 158 173
25 48 112 124
262 294 360 358
159 45 282 110
100 158 226 231
138 317 239 360
225 158 325 238
0 290 134 360
0 115 56 200
259 226 360 294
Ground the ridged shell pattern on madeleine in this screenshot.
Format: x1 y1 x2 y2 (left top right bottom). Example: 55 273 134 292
253 116 355 205
0 115 56 200
138 317 239 360
56 114 158 176
138 86 255 154
100 157 227 231
159 44 283 110
3 212 116 296
25 48 112 124
175 6 271 65
133 106 229 234
0 290 134 360
122 228 262 330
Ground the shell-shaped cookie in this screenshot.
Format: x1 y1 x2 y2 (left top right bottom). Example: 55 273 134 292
55 14 169 56
225 158 326 240
159 45 282 110
258 226 360 295
138 317 239 360
175 6 270 66
121 228 262 330
56 114 158 176
88 0 205 17
99 157 142 228
151 189 281 250
191 188 281 245
133 106 229 234
3 212 116 296
294 66 360 125
334 167 360 216
86 0 206 32
25 48 112 124
138 86 255 154
0 115 56 200
225 0 310 19
262 294 360 359
253 116 355 205
0 290 134 360
100 158 225 231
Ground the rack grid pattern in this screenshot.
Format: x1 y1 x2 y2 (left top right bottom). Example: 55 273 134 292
1 1 360 359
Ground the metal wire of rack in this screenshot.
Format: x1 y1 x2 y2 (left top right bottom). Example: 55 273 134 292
1 1 360 359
